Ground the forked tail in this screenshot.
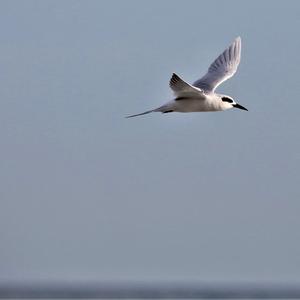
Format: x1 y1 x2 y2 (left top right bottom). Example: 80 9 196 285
126 105 172 118
125 109 155 118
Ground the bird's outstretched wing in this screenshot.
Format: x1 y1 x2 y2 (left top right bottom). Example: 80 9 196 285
169 73 203 97
193 37 241 92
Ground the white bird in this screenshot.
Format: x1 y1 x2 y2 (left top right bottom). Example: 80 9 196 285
126 37 247 118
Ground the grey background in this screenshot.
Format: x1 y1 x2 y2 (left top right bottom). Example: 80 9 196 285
0 0 299 284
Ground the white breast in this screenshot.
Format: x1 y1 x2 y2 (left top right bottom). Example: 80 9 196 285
172 95 226 112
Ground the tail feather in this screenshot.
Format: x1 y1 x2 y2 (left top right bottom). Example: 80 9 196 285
125 109 155 118
126 104 171 118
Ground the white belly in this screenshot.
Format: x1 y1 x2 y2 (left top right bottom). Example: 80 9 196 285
171 98 223 112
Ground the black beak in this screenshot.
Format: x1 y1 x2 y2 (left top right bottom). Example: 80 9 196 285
233 103 248 111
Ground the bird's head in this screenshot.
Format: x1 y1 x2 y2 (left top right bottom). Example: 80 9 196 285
220 95 248 111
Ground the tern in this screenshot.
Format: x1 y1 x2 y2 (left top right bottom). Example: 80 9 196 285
127 37 247 118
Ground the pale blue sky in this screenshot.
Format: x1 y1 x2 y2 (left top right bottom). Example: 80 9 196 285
0 0 300 283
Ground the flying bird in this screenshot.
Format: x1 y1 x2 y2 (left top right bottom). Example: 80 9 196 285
126 37 247 118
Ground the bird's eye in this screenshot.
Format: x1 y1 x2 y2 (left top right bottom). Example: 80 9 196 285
222 97 233 103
